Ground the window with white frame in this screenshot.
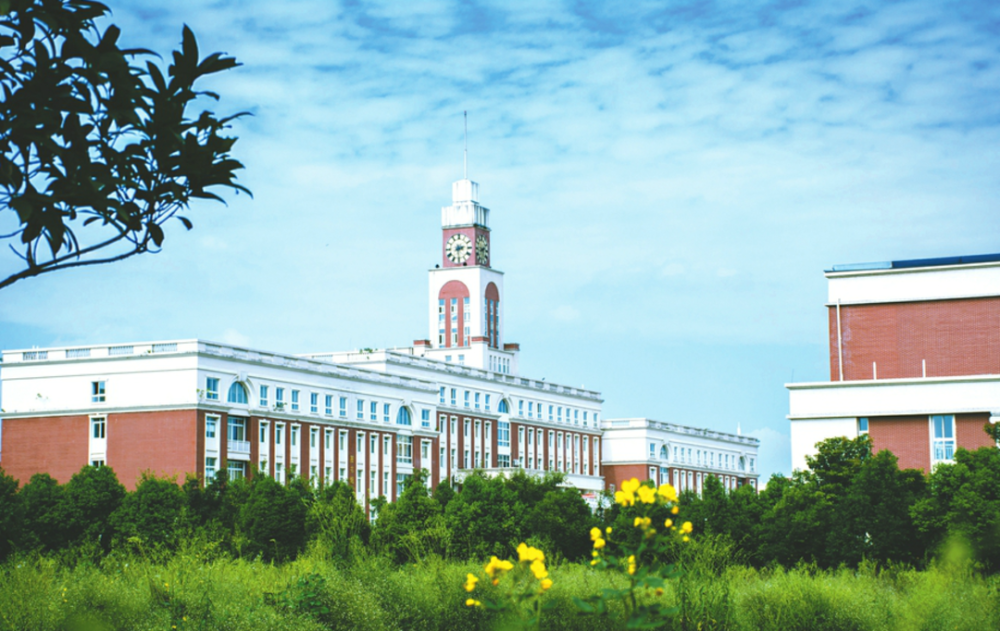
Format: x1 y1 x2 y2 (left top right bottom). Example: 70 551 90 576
259 421 268 443
291 390 300 411
325 394 333 416
290 425 298 447
228 382 248 405
205 457 217 480
499 422 512 448
259 385 269 407
858 417 869 436
203 378 216 401
397 435 413 464
932 415 956 464
310 427 318 449
485 394 491 411
383 403 391 423
384 436 391 457
421 409 431 428
310 392 318 414
370 401 378 421
357 399 364 420
276 387 285 408
206 416 217 439
91 416 106 439
339 396 347 417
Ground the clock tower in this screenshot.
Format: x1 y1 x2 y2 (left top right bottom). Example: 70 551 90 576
414 177 518 374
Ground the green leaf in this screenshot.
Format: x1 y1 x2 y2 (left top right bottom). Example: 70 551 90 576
572 597 596 613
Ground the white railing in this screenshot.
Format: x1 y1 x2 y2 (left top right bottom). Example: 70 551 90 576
228 440 251 454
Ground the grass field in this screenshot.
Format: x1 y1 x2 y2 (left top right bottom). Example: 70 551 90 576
2 538 998 631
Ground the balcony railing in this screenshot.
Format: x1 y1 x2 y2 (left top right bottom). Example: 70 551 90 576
228 440 251 454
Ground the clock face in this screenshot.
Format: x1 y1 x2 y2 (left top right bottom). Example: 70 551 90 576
445 233 472 264
475 235 489 265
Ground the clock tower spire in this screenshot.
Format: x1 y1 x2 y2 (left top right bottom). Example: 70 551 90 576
416 174 517 374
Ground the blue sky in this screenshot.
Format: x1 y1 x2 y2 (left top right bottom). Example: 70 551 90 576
2 0 999 481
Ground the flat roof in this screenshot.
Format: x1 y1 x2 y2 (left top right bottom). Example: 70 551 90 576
828 253 1000 273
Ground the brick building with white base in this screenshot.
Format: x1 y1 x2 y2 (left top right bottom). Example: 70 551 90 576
1 174 759 496
788 254 1000 472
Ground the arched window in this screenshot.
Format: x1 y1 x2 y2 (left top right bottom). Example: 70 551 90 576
396 406 412 426
227 382 248 404
438 280 471 348
498 399 509 414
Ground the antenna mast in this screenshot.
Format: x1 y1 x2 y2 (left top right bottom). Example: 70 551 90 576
463 111 468 179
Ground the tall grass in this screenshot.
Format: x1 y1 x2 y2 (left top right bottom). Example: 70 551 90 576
1 541 998 631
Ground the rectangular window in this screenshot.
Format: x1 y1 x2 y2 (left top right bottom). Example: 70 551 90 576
464 419 470 439
357 433 365 458
439 387 446 405
325 429 333 450
384 436 391 457
485 394 491 411
325 394 333 416
357 399 364 420
397 473 409 496
310 427 318 449
290 425 298 447
206 416 217 439
557 407 562 422
451 388 457 407
498 454 510 468
464 450 470 468
464 391 470 408
370 401 378 421
310 392 318 414
227 461 245 480
421 409 431 428
228 416 246 442
276 423 284 445
339 396 347 417
397 435 413 464
203 378 216 401
422 440 430 460
259 385 269 407
276 387 285 408
291 390 300 411
932 415 956 464
528 402 533 418
371 434 377 456
339 430 348 453
858 417 869 435
519 400 524 416
498 421 510 448
649 442 656 458
475 392 480 410
276 462 284 484
384 471 390 496
548 405 553 421
205 457 217 480
384 403 391 423
260 421 268 443
91 416 106 439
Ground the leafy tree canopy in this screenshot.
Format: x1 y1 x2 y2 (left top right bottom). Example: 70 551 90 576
0 0 248 290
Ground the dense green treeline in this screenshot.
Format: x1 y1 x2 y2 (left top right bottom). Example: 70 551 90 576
3 435 1000 571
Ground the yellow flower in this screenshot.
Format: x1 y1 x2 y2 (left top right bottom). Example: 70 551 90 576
681 521 693 534
592 550 599 557
464 573 479 592
517 543 545 563
484 556 513 580
465 598 481 607
683 536 690 542
664 519 673 528
593 537 606 550
590 559 599 566
636 484 656 504
657 483 678 503
530 559 548 580
540 578 553 591
590 527 602 541
655 588 664 596
622 478 641 494
627 555 637 575
606 527 613 534
615 478 642 506
671 506 679 515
